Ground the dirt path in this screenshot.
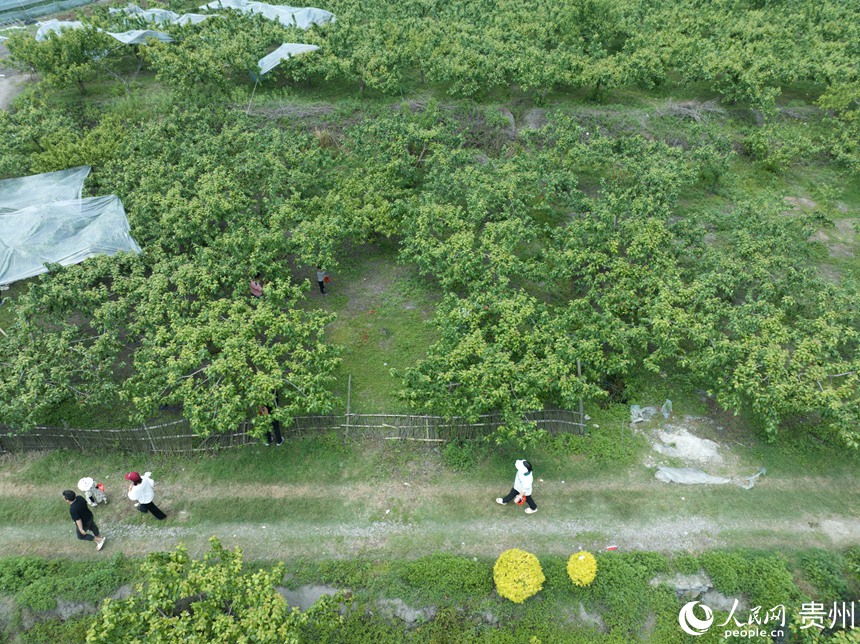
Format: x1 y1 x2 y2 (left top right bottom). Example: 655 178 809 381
1 474 857 561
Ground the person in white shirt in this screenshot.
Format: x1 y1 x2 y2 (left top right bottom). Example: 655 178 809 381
125 471 167 520
496 459 538 514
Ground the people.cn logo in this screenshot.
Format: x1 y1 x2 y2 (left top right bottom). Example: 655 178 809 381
679 601 714 636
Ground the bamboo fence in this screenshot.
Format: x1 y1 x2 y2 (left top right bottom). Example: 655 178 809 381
0 409 585 455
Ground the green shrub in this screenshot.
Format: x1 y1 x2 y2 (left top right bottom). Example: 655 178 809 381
0 554 137 612
399 553 492 603
745 123 823 172
588 553 670 634
799 550 849 604
545 429 641 465
701 551 799 608
0 558 54 594
493 549 545 604
844 546 860 580
672 554 701 575
314 559 374 588
19 617 92 644
567 551 598 587
443 440 488 471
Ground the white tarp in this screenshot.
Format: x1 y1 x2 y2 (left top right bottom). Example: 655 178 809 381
0 166 90 213
35 20 172 44
109 3 179 24
200 0 334 29
655 466 766 489
35 19 83 41
107 29 173 44
258 42 318 75
175 13 211 25
109 3 213 25
655 467 731 485
0 195 141 285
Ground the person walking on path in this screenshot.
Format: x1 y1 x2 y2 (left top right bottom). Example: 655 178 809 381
316 267 327 294
125 471 167 520
62 490 106 550
496 459 538 514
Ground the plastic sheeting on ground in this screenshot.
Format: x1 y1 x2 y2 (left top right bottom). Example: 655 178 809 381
0 195 141 285
200 0 334 29
655 467 731 485
655 466 766 489
631 400 673 423
0 166 90 214
258 42 318 75
35 19 172 43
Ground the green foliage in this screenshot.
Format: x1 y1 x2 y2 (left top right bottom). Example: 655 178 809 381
545 427 642 466
799 550 849 604
442 440 488 471
493 549 545 604
0 554 136 612
588 552 669 635
567 551 598 587
700 551 799 608
86 537 344 643
0 557 51 594
397 553 492 604
2 0 860 451
672 554 701 576
143 13 297 92
6 27 126 94
845 546 860 580
746 122 824 172
19 617 93 644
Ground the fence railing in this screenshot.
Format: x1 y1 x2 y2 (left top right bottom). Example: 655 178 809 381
0 409 586 454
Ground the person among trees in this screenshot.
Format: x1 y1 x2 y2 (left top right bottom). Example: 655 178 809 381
62 489 106 549
249 274 264 298
259 404 284 446
316 267 328 294
125 471 167 520
496 459 538 514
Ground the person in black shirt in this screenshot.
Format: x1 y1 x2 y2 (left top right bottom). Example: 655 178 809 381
62 490 106 550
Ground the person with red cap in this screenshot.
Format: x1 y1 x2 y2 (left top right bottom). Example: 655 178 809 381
125 471 167 520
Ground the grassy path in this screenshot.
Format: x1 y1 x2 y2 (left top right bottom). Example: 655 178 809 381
0 435 858 562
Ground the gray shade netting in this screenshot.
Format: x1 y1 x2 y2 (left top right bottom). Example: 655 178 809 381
0 165 90 214
0 0 94 25
200 0 334 29
0 195 142 285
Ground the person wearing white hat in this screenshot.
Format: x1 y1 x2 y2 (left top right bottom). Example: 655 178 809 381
496 459 537 514
77 477 107 507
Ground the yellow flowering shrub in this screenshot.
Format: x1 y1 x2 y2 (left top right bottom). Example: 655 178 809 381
493 548 545 604
567 550 598 587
